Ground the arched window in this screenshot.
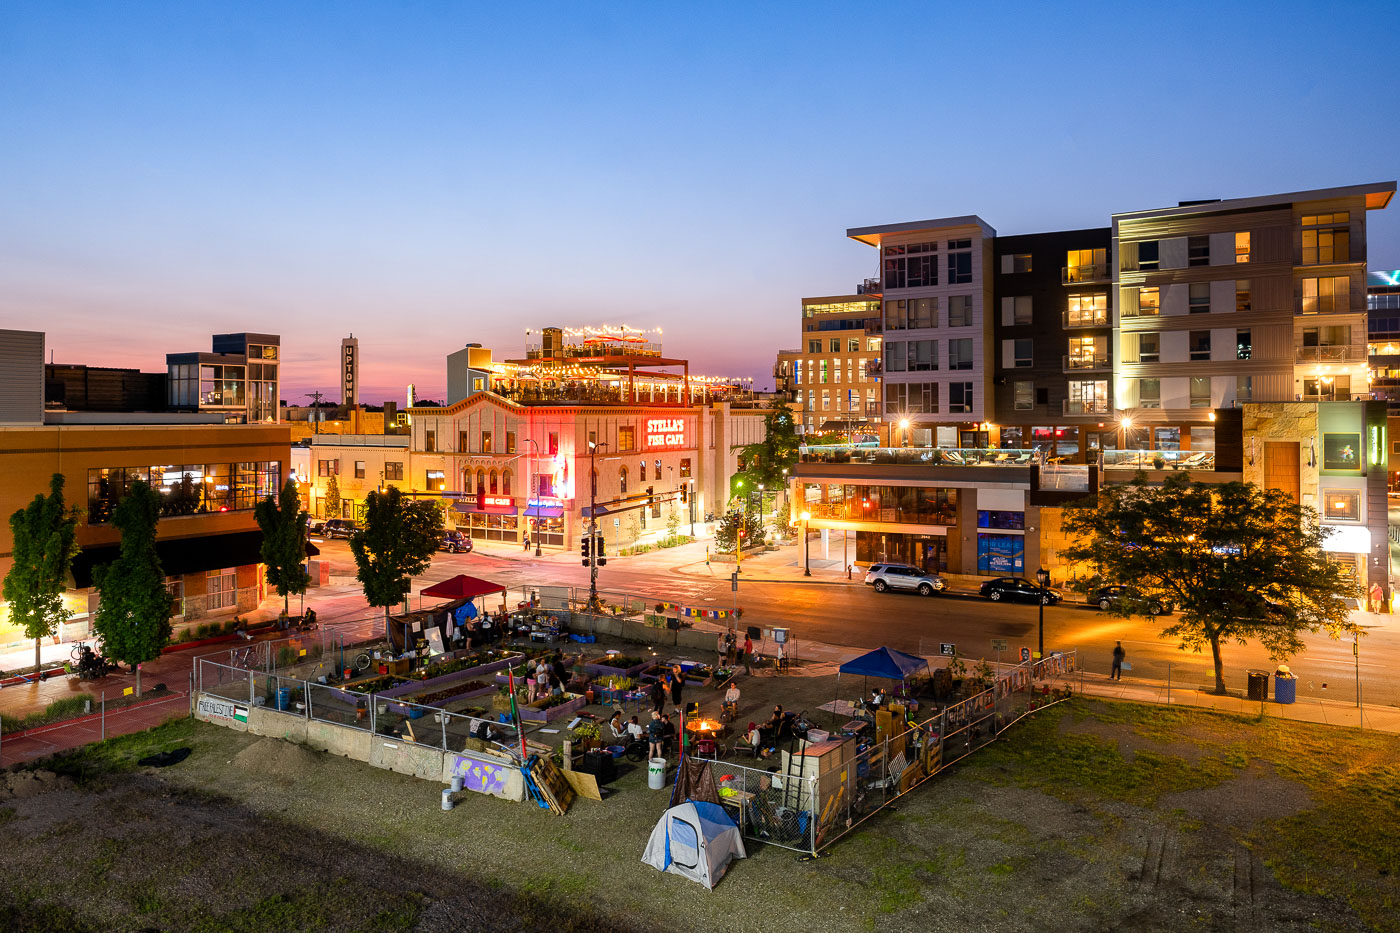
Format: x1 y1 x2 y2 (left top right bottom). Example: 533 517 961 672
502 470 512 495
489 470 499 494
476 469 486 494
463 469 473 493
619 466 628 495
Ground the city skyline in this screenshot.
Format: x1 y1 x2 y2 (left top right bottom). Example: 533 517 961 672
4 1 1400 402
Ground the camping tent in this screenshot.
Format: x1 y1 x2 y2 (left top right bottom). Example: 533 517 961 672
641 800 746 889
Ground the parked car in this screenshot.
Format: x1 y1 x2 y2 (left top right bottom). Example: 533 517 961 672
323 518 358 539
439 530 473 553
1093 585 1173 616
863 563 946 597
979 576 1062 605
306 518 326 536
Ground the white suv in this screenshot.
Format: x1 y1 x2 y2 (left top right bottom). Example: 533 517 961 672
864 563 947 597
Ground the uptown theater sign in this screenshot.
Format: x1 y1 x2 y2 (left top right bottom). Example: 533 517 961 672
644 417 687 451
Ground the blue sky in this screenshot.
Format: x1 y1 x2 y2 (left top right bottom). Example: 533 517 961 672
3 1 1398 402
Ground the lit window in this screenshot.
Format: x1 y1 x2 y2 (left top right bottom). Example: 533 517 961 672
1235 232 1251 263
1323 490 1359 521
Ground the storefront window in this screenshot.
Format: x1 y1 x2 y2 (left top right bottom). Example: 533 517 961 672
976 534 1024 574
978 511 1025 531
855 531 948 573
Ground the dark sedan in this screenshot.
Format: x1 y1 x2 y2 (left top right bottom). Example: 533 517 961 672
979 576 1062 605
1094 585 1173 616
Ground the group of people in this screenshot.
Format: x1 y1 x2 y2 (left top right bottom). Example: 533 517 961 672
453 606 511 649
744 704 789 759
718 631 755 676
525 651 572 703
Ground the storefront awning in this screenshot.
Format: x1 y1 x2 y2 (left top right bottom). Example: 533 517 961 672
68 530 318 589
1322 524 1372 554
524 506 565 518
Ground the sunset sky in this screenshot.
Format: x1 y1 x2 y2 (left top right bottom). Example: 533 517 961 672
4 1 1400 404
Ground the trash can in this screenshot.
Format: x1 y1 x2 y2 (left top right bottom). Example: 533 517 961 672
275 686 291 711
647 757 667 790
1274 666 1297 705
1246 670 1269 701
441 789 454 811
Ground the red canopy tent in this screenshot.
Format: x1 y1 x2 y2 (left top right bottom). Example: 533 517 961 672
420 574 507 601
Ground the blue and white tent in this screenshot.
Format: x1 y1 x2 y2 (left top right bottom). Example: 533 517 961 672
641 800 746 889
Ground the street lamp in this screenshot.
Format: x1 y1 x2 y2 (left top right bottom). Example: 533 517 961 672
800 510 811 576
1035 566 1051 661
525 437 542 557
586 440 609 611
898 418 910 448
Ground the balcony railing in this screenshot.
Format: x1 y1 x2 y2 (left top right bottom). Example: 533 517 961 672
1062 263 1110 285
1296 345 1363 362
800 445 1038 466
864 401 882 417
1103 449 1215 471
1062 398 1110 415
1062 311 1110 328
1063 354 1111 372
858 278 882 296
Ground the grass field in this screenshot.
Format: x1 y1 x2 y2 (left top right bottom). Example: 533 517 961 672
1 698 1396 932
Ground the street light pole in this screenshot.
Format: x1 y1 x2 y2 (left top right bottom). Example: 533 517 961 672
525 437 542 557
800 510 811 576
1035 566 1050 660
586 441 608 611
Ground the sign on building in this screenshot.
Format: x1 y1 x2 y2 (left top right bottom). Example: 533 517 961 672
341 335 359 407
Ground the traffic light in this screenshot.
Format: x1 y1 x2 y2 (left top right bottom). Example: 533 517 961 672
581 536 592 566
595 535 607 567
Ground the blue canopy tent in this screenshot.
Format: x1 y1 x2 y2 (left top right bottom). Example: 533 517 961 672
833 646 931 724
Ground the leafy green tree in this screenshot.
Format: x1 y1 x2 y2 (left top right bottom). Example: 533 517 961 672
4 474 82 673
349 488 444 647
732 400 800 510
714 509 763 553
255 478 311 618
324 473 342 519
92 481 172 695
1061 472 1361 694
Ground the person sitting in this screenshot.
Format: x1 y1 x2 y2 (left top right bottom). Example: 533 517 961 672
626 715 645 743
724 682 741 706
760 704 785 744
609 710 627 742
867 687 887 711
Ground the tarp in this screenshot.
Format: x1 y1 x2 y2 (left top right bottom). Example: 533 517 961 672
420 574 507 601
641 800 746 889
838 646 929 681
672 757 722 807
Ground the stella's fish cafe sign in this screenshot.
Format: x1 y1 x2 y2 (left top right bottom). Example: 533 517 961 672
645 418 687 451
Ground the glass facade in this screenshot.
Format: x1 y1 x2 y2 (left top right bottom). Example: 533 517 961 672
803 483 957 525
88 462 280 523
855 531 948 573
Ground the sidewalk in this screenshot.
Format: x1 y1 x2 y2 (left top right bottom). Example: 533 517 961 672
0 690 190 766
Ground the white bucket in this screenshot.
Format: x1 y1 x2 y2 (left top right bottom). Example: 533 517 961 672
450 776 464 793
440 788 454 811
647 757 667 790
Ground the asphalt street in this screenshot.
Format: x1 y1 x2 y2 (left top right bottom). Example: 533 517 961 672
399 540 1400 709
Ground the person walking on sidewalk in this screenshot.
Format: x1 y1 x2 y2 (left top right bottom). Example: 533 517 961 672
1111 641 1126 681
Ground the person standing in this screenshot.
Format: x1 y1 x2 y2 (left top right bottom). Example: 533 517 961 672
1111 641 1126 681
742 634 754 676
669 666 685 715
649 677 667 716
522 532 530 552
647 710 670 760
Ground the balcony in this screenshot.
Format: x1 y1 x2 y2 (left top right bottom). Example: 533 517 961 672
865 401 882 417
1104 449 1215 471
799 445 1037 467
1062 398 1110 416
1296 345 1364 362
1062 264 1111 285
1063 354 1111 372
1062 311 1110 329
857 278 883 297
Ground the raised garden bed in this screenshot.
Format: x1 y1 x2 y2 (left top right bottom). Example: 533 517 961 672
583 654 650 678
378 651 523 699
519 692 587 723
407 681 495 706
342 673 409 694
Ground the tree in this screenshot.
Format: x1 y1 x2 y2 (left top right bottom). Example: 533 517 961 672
733 400 800 516
255 478 311 618
92 481 172 695
1061 472 1361 694
714 509 763 553
4 474 82 673
324 474 342 519
349 488 443 647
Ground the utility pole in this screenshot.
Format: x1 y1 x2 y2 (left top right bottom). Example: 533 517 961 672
305 390 326 435
585 441 609 611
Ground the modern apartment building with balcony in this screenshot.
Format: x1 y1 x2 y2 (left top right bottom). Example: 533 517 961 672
991 228 1114 458
787 294 883 437
1368 270 1400 416
847 216 996 447
1111 183 1393 457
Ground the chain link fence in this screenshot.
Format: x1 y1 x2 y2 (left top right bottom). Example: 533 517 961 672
695 650 1080 856
196 659 520 759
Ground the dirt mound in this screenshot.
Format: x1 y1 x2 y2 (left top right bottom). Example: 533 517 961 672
0 769 69 799
231 738 322 781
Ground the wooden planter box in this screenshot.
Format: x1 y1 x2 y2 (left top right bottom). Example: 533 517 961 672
583 655 651 678
378 653 524 700
519 693 587 723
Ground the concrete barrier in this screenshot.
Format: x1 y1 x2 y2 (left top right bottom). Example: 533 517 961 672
248 706 308 743
194 694 250 732
443 751 524 801
369 737 445 780
305 719 373 760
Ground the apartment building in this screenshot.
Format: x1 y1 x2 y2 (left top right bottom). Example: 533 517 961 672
1368 270 1400 416
991 228 1113 457
1112 183 1394 457
847 216 997 446
167 333 282 424
789 294 882 437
